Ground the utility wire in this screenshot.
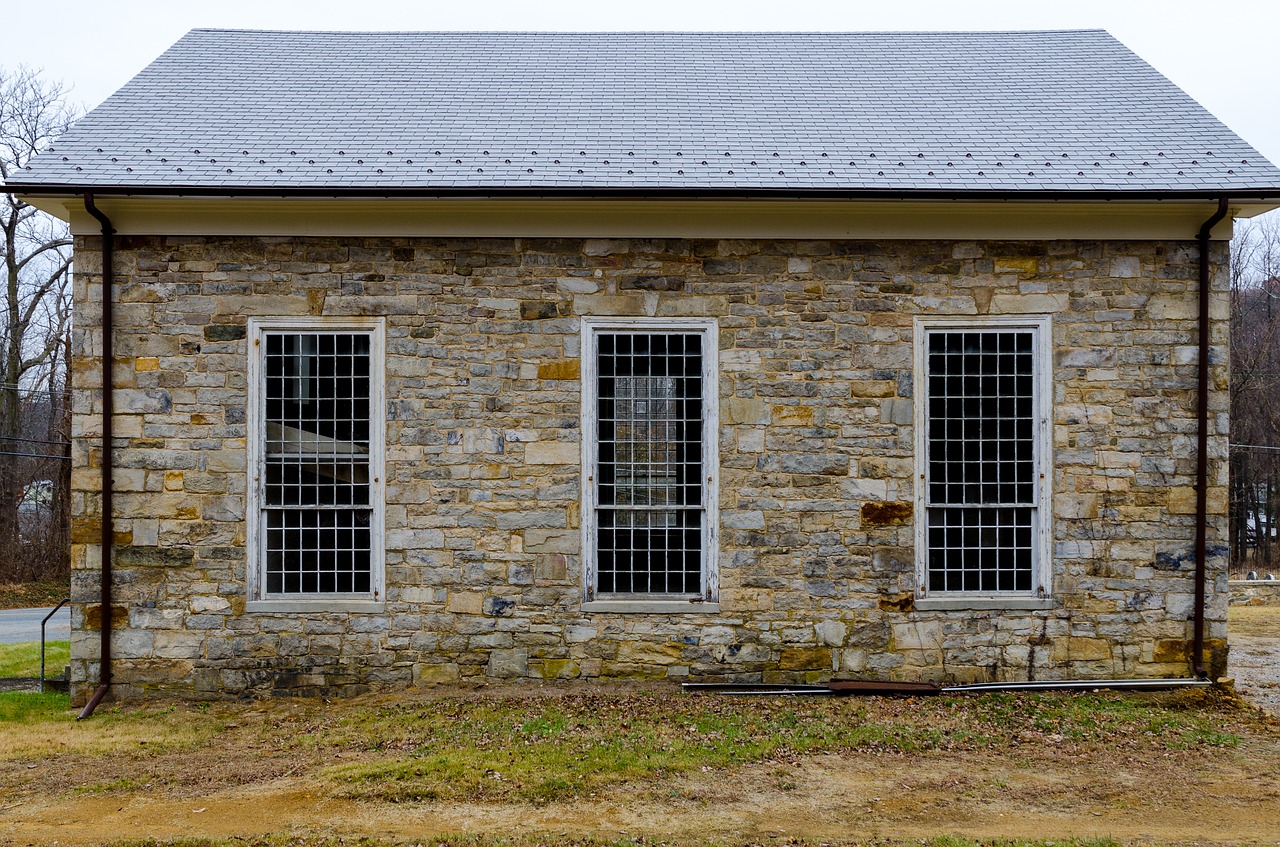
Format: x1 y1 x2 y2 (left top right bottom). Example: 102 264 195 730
0 435 71 447
1231 443 1280 452
0 448 70 461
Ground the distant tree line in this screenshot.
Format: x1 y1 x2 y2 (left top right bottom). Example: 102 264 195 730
1230 213 1280 578
0 66 76 585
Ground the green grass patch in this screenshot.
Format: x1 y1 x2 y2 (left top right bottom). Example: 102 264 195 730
0 638 69 677
315 689 1249 804
0 689 72 720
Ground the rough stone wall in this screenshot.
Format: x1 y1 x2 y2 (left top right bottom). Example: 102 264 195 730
67 235 1230 701
1229 580 1280 606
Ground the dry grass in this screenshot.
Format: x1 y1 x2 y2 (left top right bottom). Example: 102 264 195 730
0 692 226 758
1229 604 1280 638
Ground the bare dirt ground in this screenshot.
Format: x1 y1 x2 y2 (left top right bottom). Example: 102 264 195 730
1231 605 1280 716
3 615 1280 847
5 740 1280 846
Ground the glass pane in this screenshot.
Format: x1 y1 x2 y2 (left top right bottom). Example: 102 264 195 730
595 331 705 595
927 506 1034 593
926 330 1035 505
265 509 372 594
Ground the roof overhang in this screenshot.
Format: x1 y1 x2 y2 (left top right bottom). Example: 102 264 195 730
13 186 1280 240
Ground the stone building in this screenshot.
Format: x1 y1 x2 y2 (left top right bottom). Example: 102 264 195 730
11 30 1280 702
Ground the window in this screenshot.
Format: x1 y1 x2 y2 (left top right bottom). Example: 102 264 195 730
247 318 384 603
914 317 1050 599
581 319 718 606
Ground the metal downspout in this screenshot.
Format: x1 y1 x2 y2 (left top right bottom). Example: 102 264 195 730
78 193 114 719
1194 198 1229 680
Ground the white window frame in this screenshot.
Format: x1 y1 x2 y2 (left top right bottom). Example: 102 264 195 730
246 316 386 612
580 317 720 613
912 315 1053 611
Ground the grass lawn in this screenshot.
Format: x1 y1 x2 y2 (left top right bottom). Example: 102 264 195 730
0 638 69 677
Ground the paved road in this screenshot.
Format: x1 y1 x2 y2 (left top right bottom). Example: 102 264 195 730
0 605 71 645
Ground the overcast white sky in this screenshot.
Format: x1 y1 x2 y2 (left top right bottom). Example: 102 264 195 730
8 0 1280 167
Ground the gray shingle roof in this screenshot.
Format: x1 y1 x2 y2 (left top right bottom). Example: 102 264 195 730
14 29 1280 193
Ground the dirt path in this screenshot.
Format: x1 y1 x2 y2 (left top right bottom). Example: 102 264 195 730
5 743 1280 846
1232 606 1280 716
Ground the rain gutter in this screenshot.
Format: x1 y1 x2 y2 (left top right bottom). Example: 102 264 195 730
1193 197 1230 679
77 193 114 719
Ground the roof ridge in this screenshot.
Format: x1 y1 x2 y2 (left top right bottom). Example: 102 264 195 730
182 27 1113 36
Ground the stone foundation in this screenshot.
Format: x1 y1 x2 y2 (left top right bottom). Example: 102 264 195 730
68 235 1230 700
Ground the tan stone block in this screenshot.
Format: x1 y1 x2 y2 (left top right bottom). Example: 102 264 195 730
655 295 729 316
891 620 943 651
861 501 912 527
523 529 577 553
135 357 160 372
779 647 831 670
1148 295 1195 321
724 397 771 425
1056 494 1097 520
850 380 896 398
572 294 645 315
537 359 580 380
1050 637 1112 662
1153 639 1188 664
414 663 460 683
990 293 1070 313
723 588 772 611
532 658 579 679
525 441 579 465
771 405 814 426
617 641 684 665
536 554 568 582
994 257 1039 276
446 591 484 615
1168 486 1197 514
472 463 509 479
206 451 246 474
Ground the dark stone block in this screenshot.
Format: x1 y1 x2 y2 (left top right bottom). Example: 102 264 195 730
203 324 246 341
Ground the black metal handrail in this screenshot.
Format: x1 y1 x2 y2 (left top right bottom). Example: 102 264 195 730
40 597 70 694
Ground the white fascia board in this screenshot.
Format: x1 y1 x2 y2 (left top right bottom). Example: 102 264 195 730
40 196 1246 241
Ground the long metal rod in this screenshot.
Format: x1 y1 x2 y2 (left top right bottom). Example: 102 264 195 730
684 677 1215 696
39 597 71 694
943 677 1213 693
78 194 115 719
1194 198 1230 680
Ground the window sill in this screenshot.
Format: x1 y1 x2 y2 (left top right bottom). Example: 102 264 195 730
246 599 386 614
913 596 1054 611
582 600 721 614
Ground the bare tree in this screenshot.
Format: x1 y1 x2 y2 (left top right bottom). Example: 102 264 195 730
1229 211 1280 576
0 66 77 582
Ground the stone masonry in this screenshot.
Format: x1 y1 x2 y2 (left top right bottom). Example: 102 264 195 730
67 235 1230 701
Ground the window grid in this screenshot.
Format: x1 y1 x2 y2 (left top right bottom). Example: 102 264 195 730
262 331 373 596
925 328 1038 594
595 331 705 596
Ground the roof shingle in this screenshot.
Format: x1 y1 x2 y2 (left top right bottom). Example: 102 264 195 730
15 29 1280 193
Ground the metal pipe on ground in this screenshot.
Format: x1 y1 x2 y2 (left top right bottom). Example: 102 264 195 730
683 677 1214 696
